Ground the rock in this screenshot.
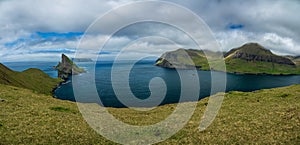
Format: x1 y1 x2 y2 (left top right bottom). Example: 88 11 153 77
54 54 85 79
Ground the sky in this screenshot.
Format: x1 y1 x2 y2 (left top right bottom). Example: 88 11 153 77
0 0 300 62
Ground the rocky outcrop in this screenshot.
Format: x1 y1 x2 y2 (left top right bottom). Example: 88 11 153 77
54 54 85 79
224 43 295 66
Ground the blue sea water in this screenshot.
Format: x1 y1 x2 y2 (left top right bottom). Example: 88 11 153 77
3 61 300 108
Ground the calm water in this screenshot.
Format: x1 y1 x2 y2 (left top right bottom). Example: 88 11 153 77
4 61 300 107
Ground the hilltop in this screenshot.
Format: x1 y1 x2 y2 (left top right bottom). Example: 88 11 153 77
225 43 295 65
224 43 299 74
0 83 299 144
155 43 300 75
0 63 61 95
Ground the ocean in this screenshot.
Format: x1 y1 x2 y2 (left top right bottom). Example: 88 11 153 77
4 60 300 108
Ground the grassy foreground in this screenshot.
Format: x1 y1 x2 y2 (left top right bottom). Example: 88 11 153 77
0 84 299 144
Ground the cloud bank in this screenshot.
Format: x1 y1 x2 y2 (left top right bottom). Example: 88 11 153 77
0 0 299 61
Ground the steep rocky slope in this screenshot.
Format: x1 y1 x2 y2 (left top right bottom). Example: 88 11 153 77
54 54 85 79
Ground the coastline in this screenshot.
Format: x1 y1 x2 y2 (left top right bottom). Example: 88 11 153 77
155 65 300 76
51 65 300 108
51 79 65 99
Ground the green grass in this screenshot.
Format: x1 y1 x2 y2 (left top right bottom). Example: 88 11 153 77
49 106 72 113
225 58 300 75
1 84 299 144
0 63 62 95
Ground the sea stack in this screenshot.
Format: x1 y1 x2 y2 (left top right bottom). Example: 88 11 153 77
54 54 85 80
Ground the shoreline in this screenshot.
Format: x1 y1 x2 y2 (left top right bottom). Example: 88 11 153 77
52 81 300 109
155 65 300 76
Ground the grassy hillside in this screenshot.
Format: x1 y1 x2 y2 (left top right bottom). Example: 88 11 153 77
224 43 299 75
225 58 300 75
1 84 299 144
0 63 61 95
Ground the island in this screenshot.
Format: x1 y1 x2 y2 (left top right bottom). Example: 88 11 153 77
54 54 86 80
155 43 300 75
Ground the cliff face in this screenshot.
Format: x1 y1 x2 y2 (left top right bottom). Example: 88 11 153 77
55 54 85 79
224 43 295 66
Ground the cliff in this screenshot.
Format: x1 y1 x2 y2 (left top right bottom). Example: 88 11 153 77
55 54 85 79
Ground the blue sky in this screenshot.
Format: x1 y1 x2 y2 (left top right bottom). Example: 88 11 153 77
35 32 84 39
228 24 244 30
0 0 300 62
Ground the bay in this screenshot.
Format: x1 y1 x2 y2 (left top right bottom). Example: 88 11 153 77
4 61 300 108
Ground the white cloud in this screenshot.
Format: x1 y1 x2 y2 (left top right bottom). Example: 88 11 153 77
0 0 300 62
215 30 300 55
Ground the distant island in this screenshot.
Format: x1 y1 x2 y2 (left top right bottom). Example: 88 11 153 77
54 54 86 80
71 58 93 62
155 43 300 75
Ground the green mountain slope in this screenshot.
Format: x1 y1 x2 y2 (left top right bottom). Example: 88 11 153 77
0 63 61 95
0 84 299 144
224 43 299 74
155 43 300 75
